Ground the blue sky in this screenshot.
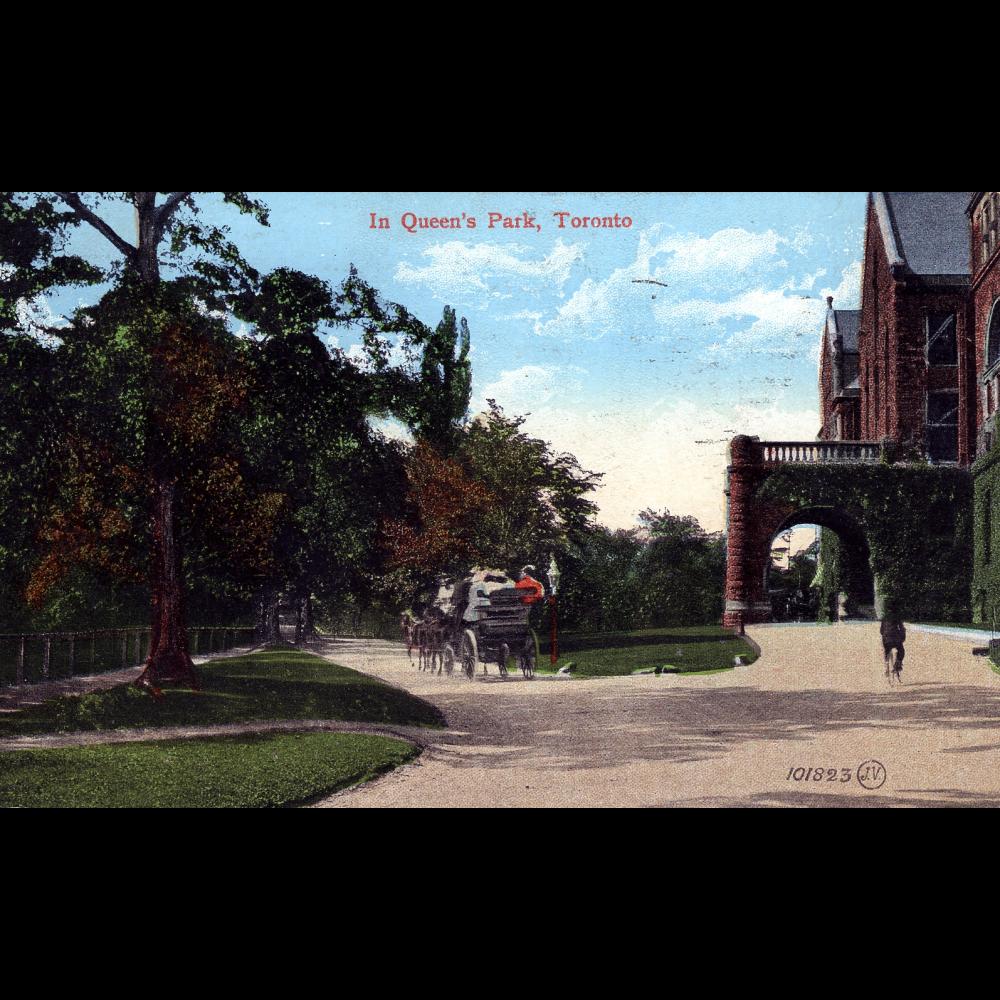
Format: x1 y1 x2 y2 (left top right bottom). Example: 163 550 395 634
34 192 869 533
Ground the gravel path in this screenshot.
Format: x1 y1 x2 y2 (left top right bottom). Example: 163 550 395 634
307 625 1000 808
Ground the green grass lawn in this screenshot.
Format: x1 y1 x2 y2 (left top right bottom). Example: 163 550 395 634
0 731 418 808
537 625 758 677
0 647 444 738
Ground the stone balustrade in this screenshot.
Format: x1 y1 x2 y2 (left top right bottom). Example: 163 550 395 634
757 440 882 465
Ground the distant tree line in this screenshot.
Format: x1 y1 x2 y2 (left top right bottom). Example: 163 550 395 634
555 510 726 633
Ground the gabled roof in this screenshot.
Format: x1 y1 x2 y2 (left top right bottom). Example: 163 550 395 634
823 298 860 353
833 310 860 352
874 192 973 277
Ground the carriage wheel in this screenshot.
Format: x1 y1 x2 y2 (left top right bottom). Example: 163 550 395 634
442 643 456 676
499 642 509 678
520 636 536 679
460 630 478 680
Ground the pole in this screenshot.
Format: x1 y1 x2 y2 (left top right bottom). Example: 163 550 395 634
549 595 558 665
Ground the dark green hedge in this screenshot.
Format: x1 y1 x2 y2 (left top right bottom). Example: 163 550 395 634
814 528 841 623
972 446 1000 625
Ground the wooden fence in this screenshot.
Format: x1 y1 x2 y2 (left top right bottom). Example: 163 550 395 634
0 626 259 688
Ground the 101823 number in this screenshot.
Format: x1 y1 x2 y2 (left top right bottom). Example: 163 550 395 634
786 767 853 783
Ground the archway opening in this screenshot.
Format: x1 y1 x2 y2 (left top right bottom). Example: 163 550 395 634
764 507 875 623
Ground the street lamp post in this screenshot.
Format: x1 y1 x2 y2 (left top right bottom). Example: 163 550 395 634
547 553 561 666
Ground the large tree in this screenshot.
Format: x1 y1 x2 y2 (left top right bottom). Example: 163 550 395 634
378 400 602 608
459 400 603 570
1 192 272 693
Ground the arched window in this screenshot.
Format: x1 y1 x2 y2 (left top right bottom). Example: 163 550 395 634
988 299 1000 371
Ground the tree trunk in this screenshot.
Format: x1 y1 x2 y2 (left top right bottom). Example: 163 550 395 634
134 479 199 696
303 595 315 638
257 587 281 644
294 597 304 645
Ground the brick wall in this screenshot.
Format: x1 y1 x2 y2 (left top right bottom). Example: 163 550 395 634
858 199 897 440
819 335 834 438
857 196 974 464
971 197 1000 439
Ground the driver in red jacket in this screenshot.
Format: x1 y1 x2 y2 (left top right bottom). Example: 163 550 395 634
515 565 545 605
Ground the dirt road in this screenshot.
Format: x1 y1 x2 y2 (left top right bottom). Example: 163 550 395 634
309 624 1000 807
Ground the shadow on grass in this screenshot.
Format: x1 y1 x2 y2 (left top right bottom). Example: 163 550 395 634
0 648 444 738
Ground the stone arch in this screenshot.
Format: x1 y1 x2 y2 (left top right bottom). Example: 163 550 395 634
723 435 879 628
763 506 875 621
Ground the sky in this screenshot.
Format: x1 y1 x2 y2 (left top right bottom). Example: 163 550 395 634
33 191 869 536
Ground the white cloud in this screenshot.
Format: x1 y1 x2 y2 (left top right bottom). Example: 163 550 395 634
789 267 827 292
534 223 820 342
642 226 789 277
475 364 586 414
394 239 583 302
821 258 863 310
666 288 827 356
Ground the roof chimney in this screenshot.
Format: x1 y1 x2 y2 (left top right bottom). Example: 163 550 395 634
826 296 834 309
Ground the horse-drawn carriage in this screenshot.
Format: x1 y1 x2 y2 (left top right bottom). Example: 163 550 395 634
402 569 538 679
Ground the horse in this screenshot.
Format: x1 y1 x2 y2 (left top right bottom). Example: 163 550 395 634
400 611 418 660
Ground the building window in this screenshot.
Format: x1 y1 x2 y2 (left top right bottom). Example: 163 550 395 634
987 299 1000 372
978 194 999 266
927 390 959 462
985 488 993 566
927 312 957 366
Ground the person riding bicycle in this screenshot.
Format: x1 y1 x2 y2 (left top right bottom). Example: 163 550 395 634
880 610 906 682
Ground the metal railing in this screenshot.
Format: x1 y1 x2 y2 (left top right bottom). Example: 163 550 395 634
0 626 259 689
320 609 399 640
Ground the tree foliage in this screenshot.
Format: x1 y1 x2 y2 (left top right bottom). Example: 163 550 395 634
459 400 602 568
378 398 603 605
555 510 726 633
409 306 471 454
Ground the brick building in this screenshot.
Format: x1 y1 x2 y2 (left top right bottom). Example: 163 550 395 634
967 192 1000 621
970 192 1000 454
855 192 975 464
818 298 860 440
725 192 983 628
